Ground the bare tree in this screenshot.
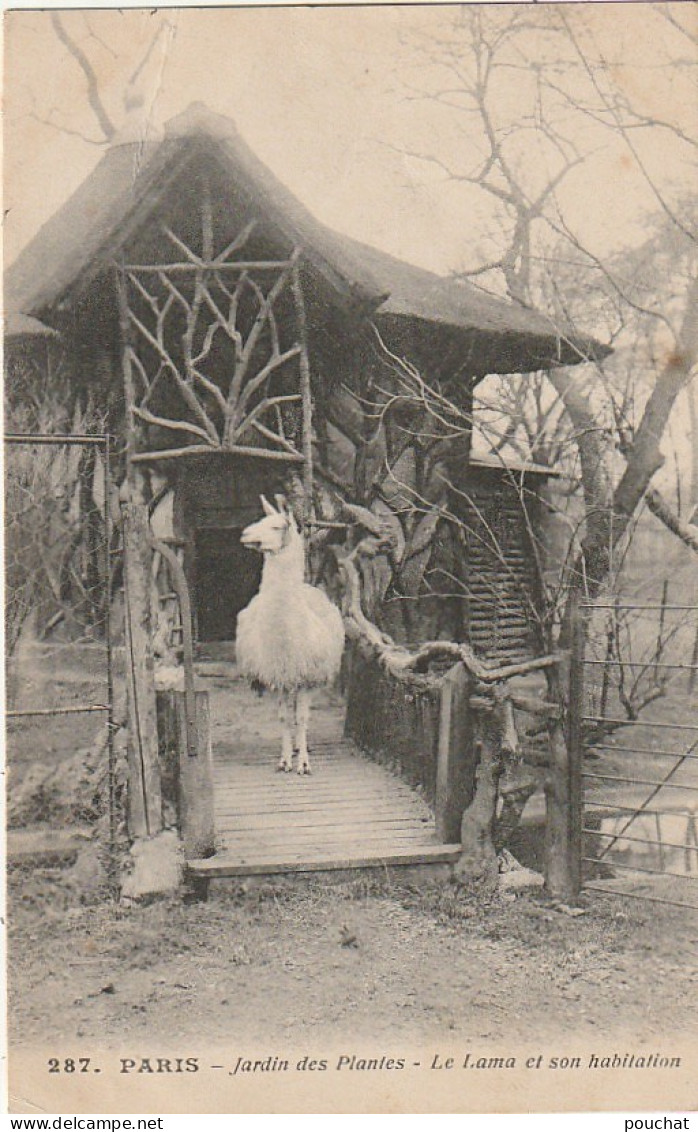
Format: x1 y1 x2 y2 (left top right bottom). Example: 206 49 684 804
391 6 697 609
34 12 176 146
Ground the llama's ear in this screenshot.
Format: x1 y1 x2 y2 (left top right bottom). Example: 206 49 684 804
273 493 288 514
260 494 276 517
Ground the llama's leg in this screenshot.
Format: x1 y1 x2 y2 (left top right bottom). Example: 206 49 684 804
278 690 294 772
295 688 312 775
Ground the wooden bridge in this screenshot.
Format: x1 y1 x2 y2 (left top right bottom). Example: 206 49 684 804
186 672 461 880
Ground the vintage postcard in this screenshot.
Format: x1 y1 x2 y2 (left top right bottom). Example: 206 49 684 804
4 1 697 1116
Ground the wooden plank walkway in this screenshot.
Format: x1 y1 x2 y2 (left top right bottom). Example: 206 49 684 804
187 679 460 877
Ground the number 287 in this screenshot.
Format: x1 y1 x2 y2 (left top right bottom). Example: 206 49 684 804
47 1058 92 1073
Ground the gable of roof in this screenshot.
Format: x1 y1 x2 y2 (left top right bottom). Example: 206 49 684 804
5 102 610 373
4 312 59 339
5 136 185 318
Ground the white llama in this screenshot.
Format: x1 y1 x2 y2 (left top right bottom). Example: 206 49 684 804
236 495 345 774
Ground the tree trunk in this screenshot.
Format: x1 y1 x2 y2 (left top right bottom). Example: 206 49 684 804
455 718 502 890
122 502 162 839
554 276 698 646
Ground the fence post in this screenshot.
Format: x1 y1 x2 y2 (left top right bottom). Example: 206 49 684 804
689 622 698 695
567 594 585 896
455 695 502 887
435 675 453 843
157 690 215 858
122 501 162 839
545 592 584 900
435 664 473 843
116 264 164 840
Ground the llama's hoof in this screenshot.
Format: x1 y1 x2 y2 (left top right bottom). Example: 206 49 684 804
297 764 311 776
277 760 293 773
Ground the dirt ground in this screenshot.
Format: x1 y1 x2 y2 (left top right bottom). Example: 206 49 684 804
8 860 698 1051
7 649 698 1055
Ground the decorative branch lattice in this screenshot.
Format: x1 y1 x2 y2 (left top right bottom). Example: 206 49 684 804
118 209 309 465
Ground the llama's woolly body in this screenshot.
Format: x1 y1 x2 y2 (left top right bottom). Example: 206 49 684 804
236 496 345 687
237 579 344 692
235 497 345 774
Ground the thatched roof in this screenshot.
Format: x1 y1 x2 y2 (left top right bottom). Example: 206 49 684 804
5 103 609 375
3 312 59 339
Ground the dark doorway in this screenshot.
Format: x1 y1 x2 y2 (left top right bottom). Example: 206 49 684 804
194 528 262 641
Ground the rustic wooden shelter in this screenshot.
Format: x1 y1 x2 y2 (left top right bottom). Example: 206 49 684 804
6 103 605 655
5 103 608 887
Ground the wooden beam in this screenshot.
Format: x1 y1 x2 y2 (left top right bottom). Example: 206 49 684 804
291 258 314 528
435 664 475 844
157 690 215 859
123 259 295 273
122 502 162 839
186 842 462 878
117 265 162 840
132 445 304 463
545 591 584 901
435 675 453 843
116 266 148 503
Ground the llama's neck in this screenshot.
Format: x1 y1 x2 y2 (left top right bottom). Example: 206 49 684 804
260 533 305 591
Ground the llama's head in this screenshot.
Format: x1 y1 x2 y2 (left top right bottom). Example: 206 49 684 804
240 495 300 556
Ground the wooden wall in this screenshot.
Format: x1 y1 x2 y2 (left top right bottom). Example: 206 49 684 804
448 468 546 662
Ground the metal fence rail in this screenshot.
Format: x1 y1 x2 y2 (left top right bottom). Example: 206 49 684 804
5 433 118 886
572 596 698 912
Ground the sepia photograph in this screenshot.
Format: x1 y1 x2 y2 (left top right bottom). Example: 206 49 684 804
3 1 697 1116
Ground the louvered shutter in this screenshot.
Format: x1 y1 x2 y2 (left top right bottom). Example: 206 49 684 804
453 474 540 662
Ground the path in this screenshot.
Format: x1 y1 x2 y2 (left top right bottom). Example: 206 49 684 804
188 666 460 877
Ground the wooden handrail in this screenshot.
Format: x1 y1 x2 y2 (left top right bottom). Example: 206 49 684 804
337 546 564 706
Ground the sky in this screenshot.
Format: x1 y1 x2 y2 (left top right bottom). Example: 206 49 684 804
4 3 696 276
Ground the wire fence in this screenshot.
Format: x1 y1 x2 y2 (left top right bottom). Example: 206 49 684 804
5 434 120 889
577 597 698 912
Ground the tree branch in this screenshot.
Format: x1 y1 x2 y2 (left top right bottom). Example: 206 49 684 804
50 13 116 141
644 487 698 555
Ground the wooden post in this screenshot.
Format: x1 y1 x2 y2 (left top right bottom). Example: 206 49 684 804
115 266 148 505
122 502 162 838
435 664 474 843
116 265 163 839
455 699 502 889
689 622 698 695
545 593 584 900
654 578 669 684
567 596 585 895
435 677 453 842
291 256 314 533
157 690 215 859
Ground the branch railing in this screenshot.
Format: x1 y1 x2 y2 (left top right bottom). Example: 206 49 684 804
337 545 571 891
